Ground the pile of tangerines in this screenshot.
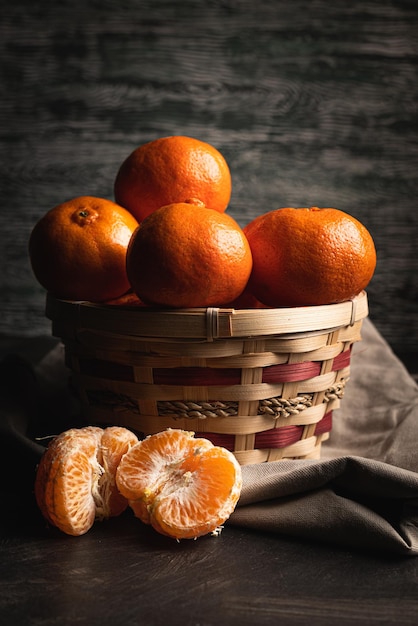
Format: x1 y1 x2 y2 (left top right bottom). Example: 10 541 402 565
29 135 377 310
29 136 377 540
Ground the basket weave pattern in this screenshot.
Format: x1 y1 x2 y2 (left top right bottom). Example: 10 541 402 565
46 292 368 465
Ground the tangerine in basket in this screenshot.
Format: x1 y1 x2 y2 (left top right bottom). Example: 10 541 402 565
126 201 253 308
35 426 138 536
244 206 376 307
103 291 145 307
114 135 232 222
115 429 242 540
28 196 139 302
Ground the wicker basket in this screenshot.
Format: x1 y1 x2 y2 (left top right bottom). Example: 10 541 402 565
46 291 368 465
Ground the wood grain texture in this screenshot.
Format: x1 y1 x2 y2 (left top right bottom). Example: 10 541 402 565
1 0 417 357
2 499 418 626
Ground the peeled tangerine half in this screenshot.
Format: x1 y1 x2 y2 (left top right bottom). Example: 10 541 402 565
115 429 243 540
35 426 139 536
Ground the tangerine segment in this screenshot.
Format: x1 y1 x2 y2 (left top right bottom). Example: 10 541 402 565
35 426 138 536
99 426 140 518
152 447 243 539
116 429 242 540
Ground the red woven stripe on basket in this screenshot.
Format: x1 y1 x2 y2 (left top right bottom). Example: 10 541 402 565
332 348 351 370
154 361 321 385
153 350 350 385
196 411 333 452
312 410 333 435
77 350 350 385
153 361 321 385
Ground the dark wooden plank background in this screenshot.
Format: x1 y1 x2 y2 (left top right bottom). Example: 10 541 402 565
1 0 417 365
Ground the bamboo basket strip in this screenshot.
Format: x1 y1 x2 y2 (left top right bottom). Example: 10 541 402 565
233 434 329 464
63 339 350 371
71 369 346 403
197 410 333 449
46 291 367 340
66 349 350 389
83 401 338 437
53 318 363 358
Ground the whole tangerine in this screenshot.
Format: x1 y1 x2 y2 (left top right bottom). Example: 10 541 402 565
114 135 232 222
29 196 139 302
244 206 376 307
126 201 253 308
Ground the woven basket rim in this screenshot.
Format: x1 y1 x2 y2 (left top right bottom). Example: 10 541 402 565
46 291 368 341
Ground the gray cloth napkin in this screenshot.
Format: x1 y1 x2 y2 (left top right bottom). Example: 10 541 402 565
229 318 418 555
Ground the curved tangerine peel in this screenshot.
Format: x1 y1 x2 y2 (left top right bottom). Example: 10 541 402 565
116 428 242 540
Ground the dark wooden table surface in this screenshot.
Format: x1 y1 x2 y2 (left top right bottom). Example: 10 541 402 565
3 492 418 626
1 1 418 624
